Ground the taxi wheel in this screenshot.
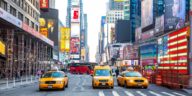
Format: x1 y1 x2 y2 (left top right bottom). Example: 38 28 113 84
143 86 148 89
124 81 128 88
92 86 96 89
111 86 114 89
65 82 68 88
39 88 43 91
62 83 66 90
117 80 121 86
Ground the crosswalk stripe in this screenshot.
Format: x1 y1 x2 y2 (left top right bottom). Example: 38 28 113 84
161 92 176 96
99 91 105 96
136 91 147 96
124 91 134 96
112 91 120 96
149 91 162 96
172 92 186 96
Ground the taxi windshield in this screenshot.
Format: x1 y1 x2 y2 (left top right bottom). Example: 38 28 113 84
95 69 111 76
125 72 142 77
42 72 64 78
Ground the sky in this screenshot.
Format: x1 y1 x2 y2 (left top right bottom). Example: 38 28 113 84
56 0 109 62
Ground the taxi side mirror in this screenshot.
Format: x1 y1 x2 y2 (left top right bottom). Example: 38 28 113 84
65 75 68 77
112 73 116 76
90 74 93 77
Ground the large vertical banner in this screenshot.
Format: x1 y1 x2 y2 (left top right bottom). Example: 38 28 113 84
164 0 186 31
70 37 80 54
39 18 48 37
71 7 80 23
0 41 5 56
60 27 70 52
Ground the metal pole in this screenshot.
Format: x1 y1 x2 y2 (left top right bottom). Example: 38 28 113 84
6 78 8 88
13 77 15 87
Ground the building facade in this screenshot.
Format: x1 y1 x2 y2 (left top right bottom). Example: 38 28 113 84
0 0 53 79
109 0 124 10
106 10 124 23
123 0 130 20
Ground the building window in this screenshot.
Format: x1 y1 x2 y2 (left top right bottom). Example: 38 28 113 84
35 24 38 31
10 6 16 16
18 12 23 21
31 21 34 28
19 0 23 8
0 0 7 11
25 17 29 25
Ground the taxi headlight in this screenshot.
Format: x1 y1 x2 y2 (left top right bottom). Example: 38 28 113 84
56 81 63 84
145 80 149 83
39 81 45 84
94 78 99 82
127 79 133 82
109 78 113 81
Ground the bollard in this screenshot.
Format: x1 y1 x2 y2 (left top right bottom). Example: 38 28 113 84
26 76 28 83
31 76 32 83
20 77 23 85
13 77 15 87
6 78 9 88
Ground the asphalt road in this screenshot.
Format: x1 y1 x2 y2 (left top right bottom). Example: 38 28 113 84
0 74 190 96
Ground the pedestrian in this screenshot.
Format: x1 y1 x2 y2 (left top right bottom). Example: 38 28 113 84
115 67 119 77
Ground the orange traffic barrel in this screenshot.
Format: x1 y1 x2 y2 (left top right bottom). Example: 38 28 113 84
156 75 162 85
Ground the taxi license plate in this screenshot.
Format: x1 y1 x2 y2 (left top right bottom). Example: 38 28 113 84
101 83 106 86
137 83 142 86
48 85 52 89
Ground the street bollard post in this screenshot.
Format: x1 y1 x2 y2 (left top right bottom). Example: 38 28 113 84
26 76 28 83
21 77 22 85
6 78 9 88
31 76 32 83
13 77 15 87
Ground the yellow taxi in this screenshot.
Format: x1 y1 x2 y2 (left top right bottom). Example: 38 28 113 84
92 65 114 89
117 71 149 88
39 71 68 91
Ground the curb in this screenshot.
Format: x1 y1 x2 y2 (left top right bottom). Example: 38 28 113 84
0 80 38 91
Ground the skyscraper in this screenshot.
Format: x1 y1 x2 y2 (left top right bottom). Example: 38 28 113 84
109 0 124 10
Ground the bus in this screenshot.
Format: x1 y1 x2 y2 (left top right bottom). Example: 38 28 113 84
68 62 98 74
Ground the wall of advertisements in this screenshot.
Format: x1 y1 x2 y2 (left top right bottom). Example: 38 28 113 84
164 0 186 31
40 0 49 9
158 26 189 74
71 23 80 37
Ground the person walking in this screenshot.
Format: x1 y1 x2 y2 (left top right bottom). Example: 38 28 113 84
115 68 119 77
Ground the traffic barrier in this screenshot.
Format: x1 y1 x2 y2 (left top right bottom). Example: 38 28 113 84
156 75 162 86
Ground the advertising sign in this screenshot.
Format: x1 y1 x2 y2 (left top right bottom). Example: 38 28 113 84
140 42 157 66
80 29 85 47
158 26 189 74
142 0 153 29
0 8 22 28
40 28 48 37
70 37 80 54
101 16 106 27
72 0 80 6
71 7 80 23
164 0 186 31
114 0 124 2
71 23 80 37
0 41 5 55
155 15 164 34
135 27 142 42
40 0 49 9
60 27 70 52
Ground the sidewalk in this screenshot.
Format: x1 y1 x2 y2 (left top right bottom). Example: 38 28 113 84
0 76 39 90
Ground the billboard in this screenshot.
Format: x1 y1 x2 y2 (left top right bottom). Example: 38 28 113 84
155 15 164 34
142 0 154 29
70 37 80 54
40 0 49 9
40 9 59 46
158 26 189 74
60 27 70 52
114 0 124 2
80 29 85 47
0 41 5 55
101 16 106 27
164 0 186 31
71 23 80 37
71 7 80 23
135 27 141 42
72 0 80 6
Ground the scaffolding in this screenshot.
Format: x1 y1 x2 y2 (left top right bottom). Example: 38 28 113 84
0 29 52 79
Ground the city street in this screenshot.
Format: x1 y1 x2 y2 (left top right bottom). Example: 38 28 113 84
0 74 190 96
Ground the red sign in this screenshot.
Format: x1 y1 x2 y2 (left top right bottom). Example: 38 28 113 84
40 0 49 9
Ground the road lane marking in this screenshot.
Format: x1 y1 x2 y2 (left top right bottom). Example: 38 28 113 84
124 91 134 96
99 91 105 96
172 92 186 96
136 91 147 96
149 91 162 96
161 92 176 96
112 91 120 96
